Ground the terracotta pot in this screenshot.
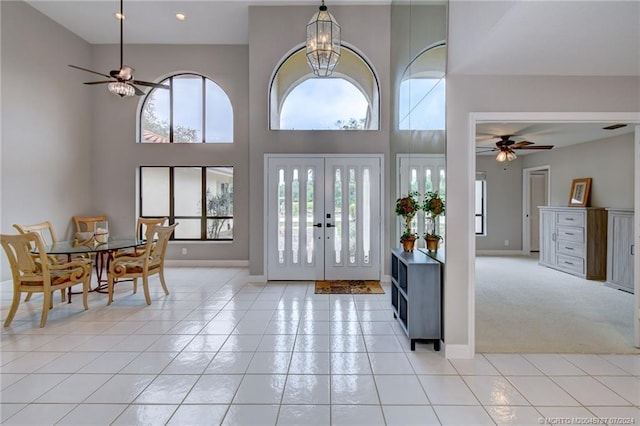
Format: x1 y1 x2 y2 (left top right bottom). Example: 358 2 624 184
425 237 440 252
401 236 416 252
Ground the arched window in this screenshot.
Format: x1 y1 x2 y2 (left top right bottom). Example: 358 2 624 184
270 46 379 130
399 43 446 130
139 73 233 143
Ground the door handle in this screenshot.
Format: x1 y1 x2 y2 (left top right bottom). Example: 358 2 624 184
326 223 334 228
313 223 323 228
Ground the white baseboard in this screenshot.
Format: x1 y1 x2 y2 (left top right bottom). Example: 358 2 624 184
444 343 474 359
164 260 249 267
476 250 527 256
381 274 391 284
249 275 267 282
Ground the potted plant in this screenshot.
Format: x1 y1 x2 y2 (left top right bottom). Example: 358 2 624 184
395 191 419 251
423 191 445 251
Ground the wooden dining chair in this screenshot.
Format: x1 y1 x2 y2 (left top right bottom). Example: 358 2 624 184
107 223 178 306
136 217 168 240
0 232 93 327
13 221 67 302
115 217 168 258
73 215 108 235
72 214 107 276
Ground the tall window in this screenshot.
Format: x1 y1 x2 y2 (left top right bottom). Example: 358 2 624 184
139 74 233 143
399 44 446 130
399 78 445 130
270 46 379 130
475 173 486 235
140 166 234 241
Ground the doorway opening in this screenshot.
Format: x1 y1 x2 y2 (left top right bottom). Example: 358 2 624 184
469 112 640 354
522 165 550 254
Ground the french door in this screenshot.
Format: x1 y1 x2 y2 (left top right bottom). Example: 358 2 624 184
266 155 381 281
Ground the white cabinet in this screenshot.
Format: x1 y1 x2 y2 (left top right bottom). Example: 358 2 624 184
606 209 635 293
538 207 607 280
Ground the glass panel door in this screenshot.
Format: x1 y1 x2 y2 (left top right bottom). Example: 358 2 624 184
267 156 381 281
324 157 380 280
267 157 324 280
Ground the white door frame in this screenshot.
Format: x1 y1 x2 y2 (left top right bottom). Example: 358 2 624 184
522 165 550 254
264 153 385 281
467 112 640 356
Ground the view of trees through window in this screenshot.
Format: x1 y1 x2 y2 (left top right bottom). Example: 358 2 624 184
280 78 369 130
140 166 234 241
140 74 233 143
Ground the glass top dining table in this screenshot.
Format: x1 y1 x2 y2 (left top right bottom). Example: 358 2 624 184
38 236 147 298
41 236 146 256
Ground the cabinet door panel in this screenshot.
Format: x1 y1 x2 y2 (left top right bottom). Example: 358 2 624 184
540 210 557 265
611 214 634 289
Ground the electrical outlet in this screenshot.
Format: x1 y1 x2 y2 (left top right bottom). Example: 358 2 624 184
504 240 509 247
182 247 187 255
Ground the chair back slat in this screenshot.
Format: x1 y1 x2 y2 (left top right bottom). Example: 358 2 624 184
13 221 57 245
73 215 107 233
137 217 168 240
146 223 177 264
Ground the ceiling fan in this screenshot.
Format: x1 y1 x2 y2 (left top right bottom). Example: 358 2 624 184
69 0 168 97
483 135 554 162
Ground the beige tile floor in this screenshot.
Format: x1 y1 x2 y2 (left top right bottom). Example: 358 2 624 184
0 267 638 425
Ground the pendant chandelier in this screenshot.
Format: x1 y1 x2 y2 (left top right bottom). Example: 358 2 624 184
306 0 341 77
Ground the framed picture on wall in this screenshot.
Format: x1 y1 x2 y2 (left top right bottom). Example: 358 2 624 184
568 177 592 207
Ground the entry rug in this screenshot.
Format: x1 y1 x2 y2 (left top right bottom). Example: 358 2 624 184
315 280 384 295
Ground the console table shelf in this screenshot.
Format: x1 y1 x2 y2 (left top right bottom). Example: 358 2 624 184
390 248 443 351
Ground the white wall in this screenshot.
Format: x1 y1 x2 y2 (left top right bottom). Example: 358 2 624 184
475 156 523 251
523 133 634 209
1 1 93 281
248 5 391 276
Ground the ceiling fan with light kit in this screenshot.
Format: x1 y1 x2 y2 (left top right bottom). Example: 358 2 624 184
69 0 168 97
477 135 554 162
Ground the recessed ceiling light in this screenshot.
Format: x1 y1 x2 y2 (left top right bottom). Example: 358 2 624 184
115 12 125 20
176 13 186 21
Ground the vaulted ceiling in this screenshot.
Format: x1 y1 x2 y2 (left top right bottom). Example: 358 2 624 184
23 0 640 149
26 0 640 77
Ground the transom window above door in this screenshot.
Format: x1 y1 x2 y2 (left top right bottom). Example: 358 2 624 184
139 73 233 143
270 46 380 130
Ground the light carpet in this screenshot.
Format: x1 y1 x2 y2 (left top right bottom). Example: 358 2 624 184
476 255 639 354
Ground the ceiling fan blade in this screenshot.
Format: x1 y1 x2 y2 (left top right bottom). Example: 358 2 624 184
513 145 554 150
130 84 146 96
133 80 170 89
510 141 534 148
69 64 111 79
83 81 112 85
